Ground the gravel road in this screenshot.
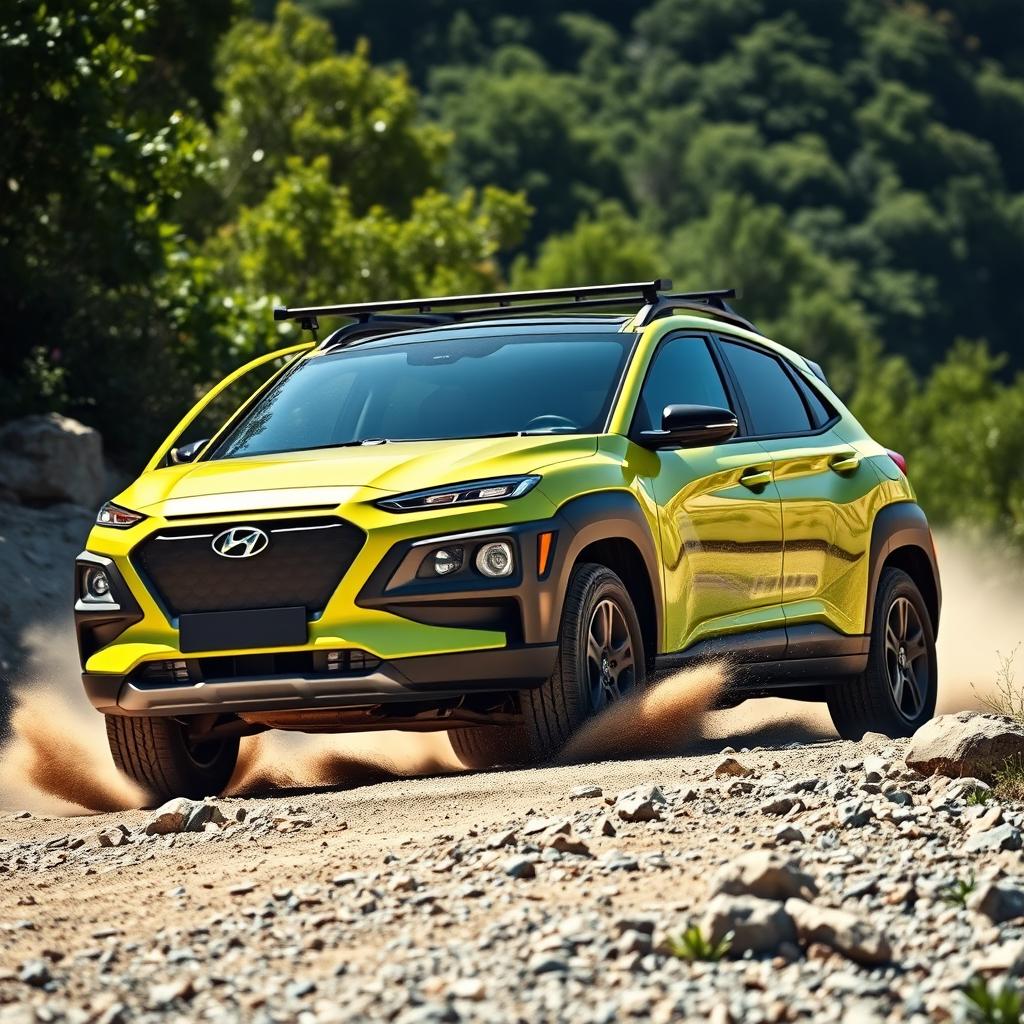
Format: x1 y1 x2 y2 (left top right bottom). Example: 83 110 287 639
2 725 1022 1024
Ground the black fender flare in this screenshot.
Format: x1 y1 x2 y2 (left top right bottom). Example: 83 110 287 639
535 489 663 651
865 502 941 631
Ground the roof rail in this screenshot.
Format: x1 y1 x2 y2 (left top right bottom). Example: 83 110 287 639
272 280 758 341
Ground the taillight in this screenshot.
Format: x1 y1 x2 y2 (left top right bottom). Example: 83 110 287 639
886 449 908 475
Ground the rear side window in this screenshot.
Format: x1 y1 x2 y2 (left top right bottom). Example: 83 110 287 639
632 336 731 433
719 341 812 436
793 373 834 428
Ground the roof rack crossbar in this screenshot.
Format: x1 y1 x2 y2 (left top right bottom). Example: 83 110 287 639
274 280 761 343
275 279 675 322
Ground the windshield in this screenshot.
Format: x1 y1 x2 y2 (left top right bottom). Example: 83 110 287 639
210 329 634 459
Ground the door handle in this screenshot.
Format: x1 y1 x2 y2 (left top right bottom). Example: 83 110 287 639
829 453 862 474
740 468 772 490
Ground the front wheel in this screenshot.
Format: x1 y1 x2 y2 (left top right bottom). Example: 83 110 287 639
827 567 937 740
106 715 239 806
450 563 647 768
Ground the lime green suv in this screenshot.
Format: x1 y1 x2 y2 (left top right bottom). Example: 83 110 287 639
76 280 940 801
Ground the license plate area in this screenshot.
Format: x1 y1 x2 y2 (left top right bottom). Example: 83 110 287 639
178 606 307 654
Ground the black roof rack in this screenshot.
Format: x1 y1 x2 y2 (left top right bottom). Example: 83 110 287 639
272 279 758 343
641 293 761 335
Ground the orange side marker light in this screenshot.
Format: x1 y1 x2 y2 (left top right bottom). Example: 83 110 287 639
537 531 554 577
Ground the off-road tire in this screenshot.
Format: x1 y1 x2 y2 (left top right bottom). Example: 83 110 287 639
827 567 937 740
450 563 646 769
106 715 239 806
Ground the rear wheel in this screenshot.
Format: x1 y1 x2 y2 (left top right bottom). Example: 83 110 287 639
450 563 646 768
106 715 239 806
827 567 937 740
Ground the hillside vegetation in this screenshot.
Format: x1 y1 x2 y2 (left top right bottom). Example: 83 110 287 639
1 0 1022 544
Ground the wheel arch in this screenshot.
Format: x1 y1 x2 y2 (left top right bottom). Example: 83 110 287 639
867 502 941 632
555 490 663 667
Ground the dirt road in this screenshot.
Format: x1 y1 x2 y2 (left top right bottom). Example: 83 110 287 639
2 693 1022 1023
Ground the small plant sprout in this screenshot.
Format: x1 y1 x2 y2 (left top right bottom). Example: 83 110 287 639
963 975 1023 1024
966 787 994 806
666 925 733 962
941 873 977 908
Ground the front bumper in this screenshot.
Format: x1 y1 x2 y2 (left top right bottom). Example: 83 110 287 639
83 644 559 717
76 486 581 717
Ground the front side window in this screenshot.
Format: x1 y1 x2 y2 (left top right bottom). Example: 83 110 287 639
632 336 732 433
211 330 634 459
719 340 812 436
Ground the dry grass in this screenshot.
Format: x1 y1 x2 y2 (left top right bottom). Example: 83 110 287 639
973 644 1024 722
994 755 1024 803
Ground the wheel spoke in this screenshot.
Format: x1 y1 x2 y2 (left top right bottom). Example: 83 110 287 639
905 628 926 663
891 670 904 709
613 651 634 679
904 663 923 714
885 623 901 657
587 632 603 668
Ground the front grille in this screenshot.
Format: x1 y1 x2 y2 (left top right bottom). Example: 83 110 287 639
132 516 365 617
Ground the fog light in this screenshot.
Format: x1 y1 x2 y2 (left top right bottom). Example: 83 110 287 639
476 541 514 578
85 567 111 598
432 546 464 576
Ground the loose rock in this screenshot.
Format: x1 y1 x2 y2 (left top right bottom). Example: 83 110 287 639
968 881 1024 924
700 894 797 955
709 851 818 901
784 899 892 965
906 711 1024 782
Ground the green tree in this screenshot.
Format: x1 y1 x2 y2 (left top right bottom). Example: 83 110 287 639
511 202 662 290
181 157 528 363
212 3 448 216
852 341 1024 545
0 0 236 461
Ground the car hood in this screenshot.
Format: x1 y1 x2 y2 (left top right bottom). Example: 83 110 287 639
118 435 598 517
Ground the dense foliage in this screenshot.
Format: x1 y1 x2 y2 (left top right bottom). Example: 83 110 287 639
2 0 1023 543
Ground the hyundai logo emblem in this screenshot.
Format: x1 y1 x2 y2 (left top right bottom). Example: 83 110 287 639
211 526 269 559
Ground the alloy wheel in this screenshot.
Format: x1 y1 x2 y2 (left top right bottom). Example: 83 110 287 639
884 596 929 721
585 597 636 711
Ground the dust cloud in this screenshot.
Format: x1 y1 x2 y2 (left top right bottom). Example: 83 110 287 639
558 661 728 763
226 729 463 796
931 531 1023 713
0 625 145 815
0 531 1020 814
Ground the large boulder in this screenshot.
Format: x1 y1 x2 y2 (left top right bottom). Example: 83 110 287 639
905 711 1024 782
0 414 105 508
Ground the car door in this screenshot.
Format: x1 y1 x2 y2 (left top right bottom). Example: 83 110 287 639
631 333 785 654
714 337 879 638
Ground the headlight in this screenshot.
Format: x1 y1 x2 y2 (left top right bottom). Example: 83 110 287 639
377 476 540 513
96 501 146 529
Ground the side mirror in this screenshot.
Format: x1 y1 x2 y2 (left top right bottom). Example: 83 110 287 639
168 438 209 465
638 405 738 450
